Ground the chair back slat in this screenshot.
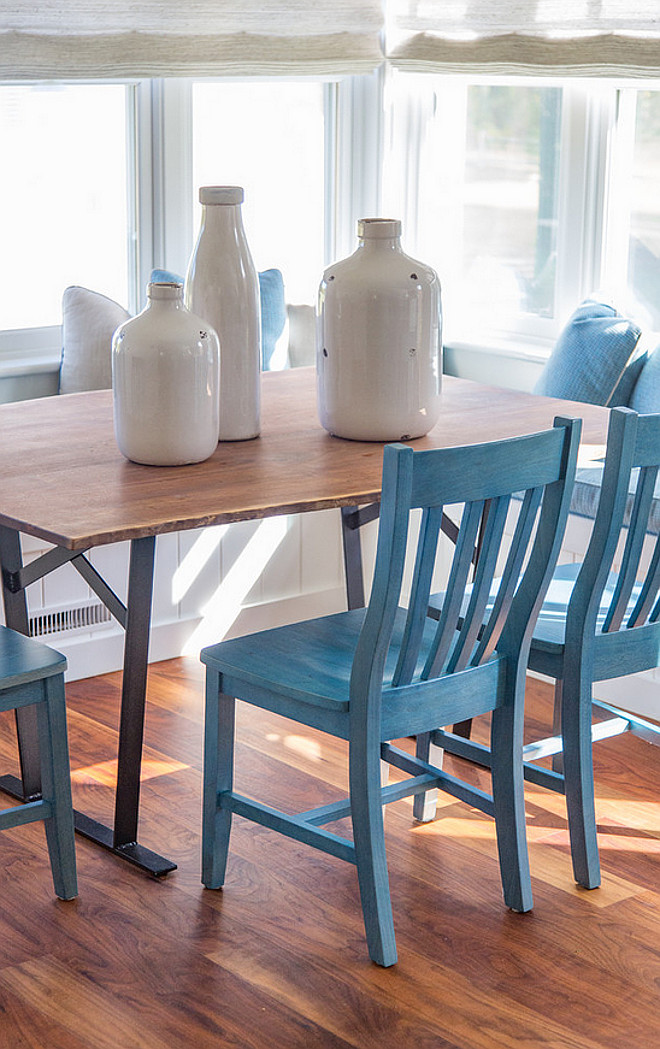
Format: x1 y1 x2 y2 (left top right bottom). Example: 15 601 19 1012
472 486 544 666
392 506 444 687
629 532 660 627
603 465 658 632
446 495 511 674
422 500 484 679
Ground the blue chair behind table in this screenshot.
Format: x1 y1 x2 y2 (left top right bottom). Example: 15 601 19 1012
150 268 287 371
429 407 660 892
200 417 580 966
0 628 77 899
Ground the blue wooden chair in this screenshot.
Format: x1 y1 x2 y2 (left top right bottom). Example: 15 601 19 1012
429 407 660 893
0 626 77 899
200 417 580 966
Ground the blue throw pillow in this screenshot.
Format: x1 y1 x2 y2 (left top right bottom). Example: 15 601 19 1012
629 343 660 413
257 268 287 370
149 267 287 370
533 300 641 405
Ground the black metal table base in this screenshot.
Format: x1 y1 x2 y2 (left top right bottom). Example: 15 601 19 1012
0 527 179 878
0 773 177 876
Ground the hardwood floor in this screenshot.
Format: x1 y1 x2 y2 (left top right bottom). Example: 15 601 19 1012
0 658 657 1048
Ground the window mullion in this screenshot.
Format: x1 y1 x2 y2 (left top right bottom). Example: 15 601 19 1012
333 68 384 263
133 78 193 311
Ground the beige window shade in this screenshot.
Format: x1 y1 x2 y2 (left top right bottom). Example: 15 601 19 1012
1 1 385 79
387 1 660 76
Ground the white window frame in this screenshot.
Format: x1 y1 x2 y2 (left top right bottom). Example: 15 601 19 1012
4 71 660 383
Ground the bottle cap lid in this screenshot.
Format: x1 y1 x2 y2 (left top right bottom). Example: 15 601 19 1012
199 186 244 205
358 218 402 239
148 281 183 300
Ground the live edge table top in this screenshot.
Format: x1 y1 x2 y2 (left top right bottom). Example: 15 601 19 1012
0 368 611 552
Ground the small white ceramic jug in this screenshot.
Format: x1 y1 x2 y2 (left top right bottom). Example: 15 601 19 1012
112 282 220 466
317 218 442 441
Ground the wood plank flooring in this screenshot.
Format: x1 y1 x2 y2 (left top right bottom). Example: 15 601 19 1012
0 658 657 1048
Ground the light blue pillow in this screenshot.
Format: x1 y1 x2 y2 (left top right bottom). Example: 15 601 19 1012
257 268 287 370
629 343 660 413
533 300 641 405
149 267 287 370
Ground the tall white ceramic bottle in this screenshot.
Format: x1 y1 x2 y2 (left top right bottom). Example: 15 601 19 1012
185 186 261 441
112 282 220 466
317 218 442 441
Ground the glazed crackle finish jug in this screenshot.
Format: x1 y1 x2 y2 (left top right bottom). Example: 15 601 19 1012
185 186 261 441
317 218 442 442
112 282 220 466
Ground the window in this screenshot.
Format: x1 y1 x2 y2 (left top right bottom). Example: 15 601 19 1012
615 89 660 333
0 83 131 337
384 70 660 351
0 77 337 367
4 71 660 376
191 81 327 305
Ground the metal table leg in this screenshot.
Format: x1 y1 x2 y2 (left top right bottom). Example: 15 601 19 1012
0 528 176 876
74 535 176 874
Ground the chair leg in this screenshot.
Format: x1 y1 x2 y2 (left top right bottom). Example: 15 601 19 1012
412 731 443 822
349 734 397 967
551 679 564 774
202 671 236 889
561 670 601 890
490 694 533 913
38 676 77 901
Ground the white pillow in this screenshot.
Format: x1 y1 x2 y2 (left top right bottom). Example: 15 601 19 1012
59 286 131 394
287 303 316 369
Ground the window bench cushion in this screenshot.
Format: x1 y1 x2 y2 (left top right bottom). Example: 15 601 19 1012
569 464 660 535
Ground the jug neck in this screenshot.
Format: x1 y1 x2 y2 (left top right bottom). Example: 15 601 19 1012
146 282 185 309
357 218 402 252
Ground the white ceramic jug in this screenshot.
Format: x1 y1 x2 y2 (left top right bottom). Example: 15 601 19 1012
317 218 442 441
185 186 261 441
112 282 219 466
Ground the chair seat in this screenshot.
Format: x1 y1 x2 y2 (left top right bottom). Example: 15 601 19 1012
0 625 66 691
202 606 442 715
570 464 660 533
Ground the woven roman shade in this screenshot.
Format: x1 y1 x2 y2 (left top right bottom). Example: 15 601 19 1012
387 1 660 77
0 1 384 79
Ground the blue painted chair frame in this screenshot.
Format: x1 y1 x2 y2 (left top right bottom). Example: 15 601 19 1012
201 417 580 966
430 407 660 892
0 626 77 899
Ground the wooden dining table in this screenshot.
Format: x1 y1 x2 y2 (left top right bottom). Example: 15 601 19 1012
0 366 611 875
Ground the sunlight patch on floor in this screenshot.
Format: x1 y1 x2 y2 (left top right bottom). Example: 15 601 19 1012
71 757 189 786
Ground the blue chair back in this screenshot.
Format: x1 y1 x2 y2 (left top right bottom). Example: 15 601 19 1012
352 418 581 726
568 408 660 650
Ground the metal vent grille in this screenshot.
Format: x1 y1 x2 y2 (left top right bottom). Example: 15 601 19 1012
29 600 112 638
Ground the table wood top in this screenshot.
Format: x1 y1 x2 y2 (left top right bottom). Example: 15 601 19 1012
0 368 610 551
